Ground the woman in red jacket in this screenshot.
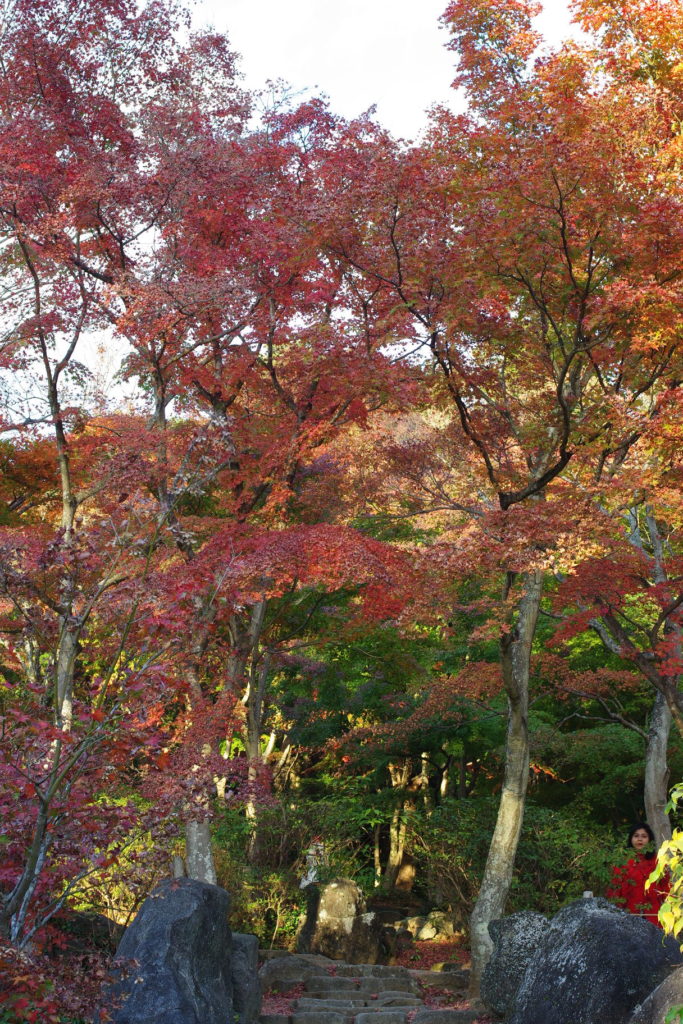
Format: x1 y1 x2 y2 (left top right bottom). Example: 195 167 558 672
607 822 669 927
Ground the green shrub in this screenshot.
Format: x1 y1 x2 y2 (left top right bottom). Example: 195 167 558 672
406 797 620 926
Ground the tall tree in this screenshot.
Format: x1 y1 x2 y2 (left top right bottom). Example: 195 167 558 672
299 0 683 990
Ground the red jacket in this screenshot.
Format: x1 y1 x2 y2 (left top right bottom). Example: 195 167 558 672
607 854 669 927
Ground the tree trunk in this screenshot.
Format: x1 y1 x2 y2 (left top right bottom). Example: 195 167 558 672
469 570 543 999
245 642 271 863
185 819 217 884
457 754 468 800
383 759 412 889
419 752 431 811
645 691 672 846
374 824 382 887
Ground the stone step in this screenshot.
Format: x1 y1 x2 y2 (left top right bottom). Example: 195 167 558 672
408 970 469 993
294 995 423 1012
295 999 368 1012
375 994 423 1008
355 1012 407 1024
412 1011 480 1024
302 990 372 1004
291 1014 354 1024
334 966 412 980
301 987 370 1003
305 977 359 993
305 976 417 995
260 1010 479 1024
260 958 329 993
362 979 415 995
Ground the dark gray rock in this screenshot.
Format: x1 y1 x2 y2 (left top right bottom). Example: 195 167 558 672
99 877 233 1024
233 932 262 1024
508 897 683 1024
628 965 683 1024
296 880 388 964
480 910 549 1016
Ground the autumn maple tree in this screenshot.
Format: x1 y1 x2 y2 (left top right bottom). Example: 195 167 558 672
278 0 683 990
0 0 412 993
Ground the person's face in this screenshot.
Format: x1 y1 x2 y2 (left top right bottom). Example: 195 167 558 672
631 828 652 852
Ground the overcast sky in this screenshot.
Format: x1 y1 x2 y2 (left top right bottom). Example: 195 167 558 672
194 0 575 140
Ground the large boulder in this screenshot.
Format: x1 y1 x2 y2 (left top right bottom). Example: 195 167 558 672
628 965 683 1024
232 932 261 1024
506 898 683 1024
98 878 233 1024
297 879 388 963
480 910 549 1016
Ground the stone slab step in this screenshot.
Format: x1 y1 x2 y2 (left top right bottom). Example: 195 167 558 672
335 966 412 980
260 959 329 993
357 978 415 995
294 996 422 1012
355 1012 407 1024
291 1013 354 1024
295 1000 367 1012
301 991 372 1004
305 977 417 996
376 995 423 1007
260 1015 291 1024
305 978 358 993
408 970 469 993
412 1011 480 1024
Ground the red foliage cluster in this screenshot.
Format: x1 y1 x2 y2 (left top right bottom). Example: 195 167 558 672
0 941 111 1022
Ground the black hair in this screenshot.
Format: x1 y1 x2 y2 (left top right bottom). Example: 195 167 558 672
627 821 656 859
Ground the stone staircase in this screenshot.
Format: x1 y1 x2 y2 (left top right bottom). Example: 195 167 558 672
259 959 481 1024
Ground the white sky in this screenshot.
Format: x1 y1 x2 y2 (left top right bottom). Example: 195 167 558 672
194 0 575 140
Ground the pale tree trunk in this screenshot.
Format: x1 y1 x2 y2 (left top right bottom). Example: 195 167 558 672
440 753 453 800
236 600 269 863
183 596 266 880
575 621 672 847
457 755 469 799
419 752 431 811
272 742 297 791
185 820 217 885
595 509 674 843
374 824 382 887
383 759 412 889
469 570 543 1000
245 655 271 863
596 508 683 738
645 692 672 846
182 609 218 882
643 510 675 844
